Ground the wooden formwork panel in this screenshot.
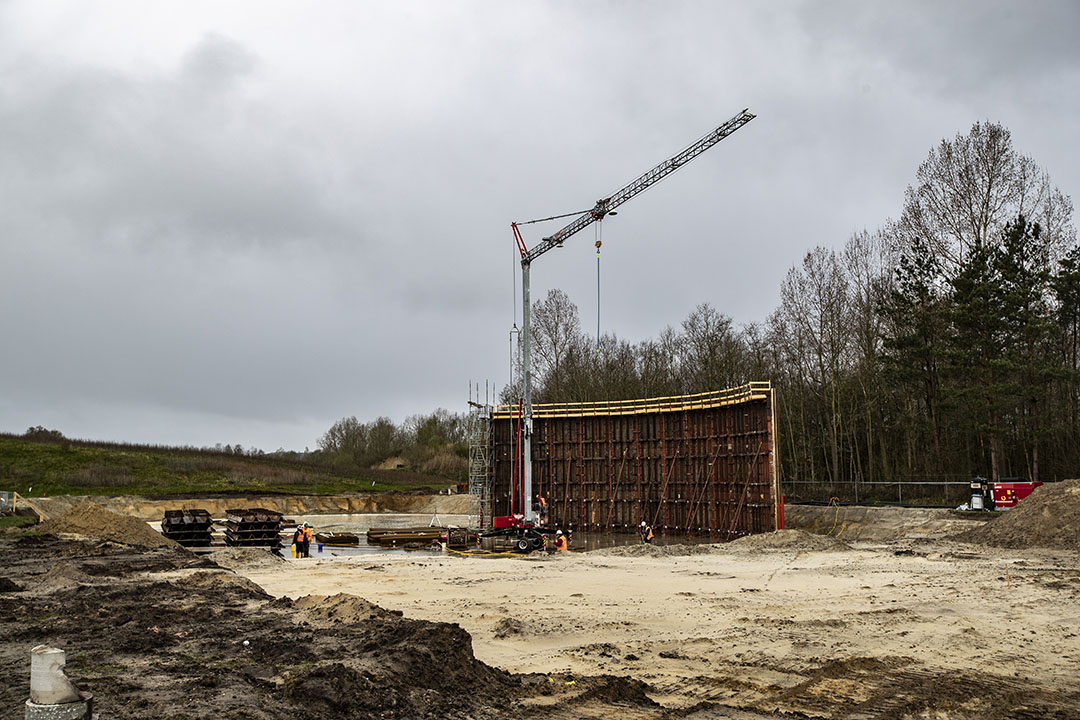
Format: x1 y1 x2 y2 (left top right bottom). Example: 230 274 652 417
490 384 778 540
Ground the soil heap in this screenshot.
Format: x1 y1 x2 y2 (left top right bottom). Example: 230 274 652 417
37 501 177 549
953 478 1080 550
591 541 727 557
726 528 852 552
209 546 287 571
0 532 669 719
592 529 850 557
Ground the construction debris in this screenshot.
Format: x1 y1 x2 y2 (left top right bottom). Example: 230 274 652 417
366 526 478 548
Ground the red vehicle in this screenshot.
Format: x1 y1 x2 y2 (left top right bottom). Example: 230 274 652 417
992 479 1043 510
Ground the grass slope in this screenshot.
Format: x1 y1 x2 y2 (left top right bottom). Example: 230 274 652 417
0 435 454 497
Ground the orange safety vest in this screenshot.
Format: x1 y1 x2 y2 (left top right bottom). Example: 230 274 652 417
303 527 314 543
555 535 566 551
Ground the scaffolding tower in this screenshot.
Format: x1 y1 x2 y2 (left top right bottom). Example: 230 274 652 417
466 402 493 530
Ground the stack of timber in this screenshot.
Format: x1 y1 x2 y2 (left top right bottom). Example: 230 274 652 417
224 507 283 547
314 531 360 546
366 526 479 549
160 509 213 547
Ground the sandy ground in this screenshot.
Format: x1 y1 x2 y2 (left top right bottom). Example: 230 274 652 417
8 498 1080 717
241 531 1080 717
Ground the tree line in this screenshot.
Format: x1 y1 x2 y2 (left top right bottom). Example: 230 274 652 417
503 121 1077 495
316 409 470 481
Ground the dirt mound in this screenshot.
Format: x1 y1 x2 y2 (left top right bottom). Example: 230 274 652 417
280 662 388 715
572 675 659 708
727 529 852 552
591 542 726 558
35 562 95 592
209 547 287 571
591 530 850 557
38 501 177 549
0 535 520 719
293 593 402 623
184 570 270 598
952 479 1080 550
493 616 530 638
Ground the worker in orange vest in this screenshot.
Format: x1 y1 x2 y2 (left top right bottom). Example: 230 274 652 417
299 522 314 557
640 521 654 544
554 529 568 551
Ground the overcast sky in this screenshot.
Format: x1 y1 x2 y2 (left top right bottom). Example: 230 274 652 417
2 1 1078 451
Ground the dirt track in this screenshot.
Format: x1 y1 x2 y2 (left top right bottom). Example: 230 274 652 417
3 494 1080 718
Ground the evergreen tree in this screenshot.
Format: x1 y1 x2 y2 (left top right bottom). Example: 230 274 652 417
879 235 947 476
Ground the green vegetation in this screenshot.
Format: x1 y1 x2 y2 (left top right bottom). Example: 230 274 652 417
0 433 455 497
317 409 470 482
0 514 36 529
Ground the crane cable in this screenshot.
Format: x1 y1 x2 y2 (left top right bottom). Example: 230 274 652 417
595 222 602 353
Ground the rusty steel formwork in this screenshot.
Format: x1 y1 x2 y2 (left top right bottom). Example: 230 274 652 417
490 382 779 540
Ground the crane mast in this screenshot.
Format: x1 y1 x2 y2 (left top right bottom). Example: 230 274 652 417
511 108 755 523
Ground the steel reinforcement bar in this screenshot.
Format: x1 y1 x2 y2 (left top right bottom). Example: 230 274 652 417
490 383 778 540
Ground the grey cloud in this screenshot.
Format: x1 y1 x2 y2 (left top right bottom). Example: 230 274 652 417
1 2 1078 451
0 34 353 253
797 1 1080 96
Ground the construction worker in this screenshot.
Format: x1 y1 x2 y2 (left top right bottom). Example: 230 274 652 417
554 529 568 551
298 522 313 558
291 524 304 557
640 521 654 544
537 494 548 526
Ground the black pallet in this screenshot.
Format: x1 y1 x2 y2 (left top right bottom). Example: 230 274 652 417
161 508 214 547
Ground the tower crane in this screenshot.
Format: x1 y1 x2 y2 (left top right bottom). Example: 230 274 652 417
509 108 756 526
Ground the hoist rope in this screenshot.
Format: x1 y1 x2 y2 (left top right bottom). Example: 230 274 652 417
595 222 602 352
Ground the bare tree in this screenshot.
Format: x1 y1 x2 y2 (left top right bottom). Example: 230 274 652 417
531 288 583 398
772 247 855 484
680 303 743 393
636 326 682 398
898 121 1075 276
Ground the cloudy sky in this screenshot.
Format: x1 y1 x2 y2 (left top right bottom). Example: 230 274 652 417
1 1 1078 451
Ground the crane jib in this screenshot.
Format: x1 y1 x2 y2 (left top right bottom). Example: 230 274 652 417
521 108 755 265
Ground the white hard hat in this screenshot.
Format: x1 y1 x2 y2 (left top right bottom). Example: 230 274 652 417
556 530 563 535
640 521 646 527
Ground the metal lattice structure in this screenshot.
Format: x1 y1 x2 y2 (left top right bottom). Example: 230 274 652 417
510 108 756 523
466 403 493 530
490 382 779 540
517 109 757 264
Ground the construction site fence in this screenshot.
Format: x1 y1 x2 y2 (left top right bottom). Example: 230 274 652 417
781 479 973 506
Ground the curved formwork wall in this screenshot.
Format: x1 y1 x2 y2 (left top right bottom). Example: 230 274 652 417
490 382 779 540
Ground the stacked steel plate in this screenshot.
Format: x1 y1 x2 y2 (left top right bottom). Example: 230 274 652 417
160 509 214 547
224 507 283 547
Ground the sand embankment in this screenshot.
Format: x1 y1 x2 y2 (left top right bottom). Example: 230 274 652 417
783 502 980 541
28 492 475 521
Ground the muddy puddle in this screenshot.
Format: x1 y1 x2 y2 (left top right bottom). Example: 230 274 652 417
294 515 724 558
153 510 733 559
